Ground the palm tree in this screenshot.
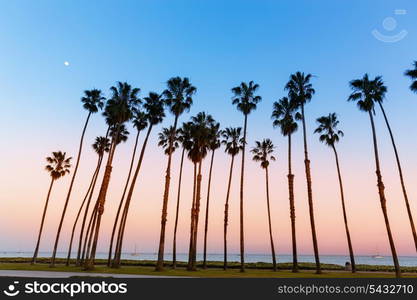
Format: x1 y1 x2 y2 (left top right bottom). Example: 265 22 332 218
186 112 215 271
156 77 196 271
66 136 110 266
285 72 321 274
112 92 165 268
251 139 277 271
271 96 299 272
172 123 192 269
83 82 139 269
348 74 401 278
75 136 110 266
107 109 148 267
158 126 180 155
50 89 104 266
405 61 417 93
373 76 417 253
231 81 262 272
221 127 243 270
32 151 72 264
314 113 356 273
202 121 221 269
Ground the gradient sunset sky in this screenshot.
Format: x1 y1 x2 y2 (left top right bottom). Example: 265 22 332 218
1 0 417 258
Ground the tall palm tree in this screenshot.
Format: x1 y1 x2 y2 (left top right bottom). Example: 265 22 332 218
66 136 110 266
32 151 72 264
172 123 192 269
314 113 356 273
231 81 262 272
372 76 417 253
221 127 243 270
251 139 277 271
83 82 139 269
202 121 221 269
271 96 299 272
405 61 417 93
285 72 321 274
107 109 148 267
112 92 165 268
156 77 196 271
348 74 401 278
75 136 110 266
158 126 180 155
186 112 215 271
50 89 104 267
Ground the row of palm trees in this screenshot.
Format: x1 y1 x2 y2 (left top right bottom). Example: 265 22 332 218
31 61 417 278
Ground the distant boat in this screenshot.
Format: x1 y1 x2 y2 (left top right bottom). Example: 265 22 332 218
372 246 383 259
131 245 139 257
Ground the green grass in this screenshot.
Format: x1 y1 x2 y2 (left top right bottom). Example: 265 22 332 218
1 258 417 278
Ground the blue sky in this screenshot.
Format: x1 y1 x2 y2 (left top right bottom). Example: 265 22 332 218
1 0 417 255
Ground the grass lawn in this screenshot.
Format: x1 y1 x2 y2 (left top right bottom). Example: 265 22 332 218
1 262 417 278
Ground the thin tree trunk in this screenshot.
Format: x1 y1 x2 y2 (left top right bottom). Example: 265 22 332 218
190 161 203 271
332 144 356 273
239 114 247 272
187 163 197 270
378 102 417 252
265 167 277 271
287 134 298 272
156 116 179 271
113 124 153 268
223 155 235 270
85 136 117 269
172 147 185 269
66 155 101 266
203 150 215 269
32 178 54 264
300 104 321 274
82 201 98 263
368 111 401 278
50 112 91 267
107 130 140 267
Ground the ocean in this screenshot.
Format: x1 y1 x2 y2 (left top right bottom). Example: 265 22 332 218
2 252 417 267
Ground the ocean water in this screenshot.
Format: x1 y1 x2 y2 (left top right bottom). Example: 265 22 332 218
2 251 416 267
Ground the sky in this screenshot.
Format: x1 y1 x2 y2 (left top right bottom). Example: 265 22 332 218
1 0 417 258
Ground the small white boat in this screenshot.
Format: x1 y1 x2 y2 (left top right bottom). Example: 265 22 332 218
131 245 139 257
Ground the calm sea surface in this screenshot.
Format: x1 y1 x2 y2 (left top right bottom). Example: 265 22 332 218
2 252 416 267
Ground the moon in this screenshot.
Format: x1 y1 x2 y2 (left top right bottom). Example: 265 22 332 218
64 61 70 66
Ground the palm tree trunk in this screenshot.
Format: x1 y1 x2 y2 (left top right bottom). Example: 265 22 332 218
66 155 101 266
203 150 215 269
287 134 298 272
187 163 197 270
32 178 54 264
172 147 186 269
378 102 417 252
191 161 203 270
82 201 98 263
223 155 235 270
265 167 277 271
300 104 321 274
50 112 91 267
113 124 153 268
85 137 118 269
107 130 140 267
239 114 247 272
368 111 401 278
156 116 179 271
331 144 356 273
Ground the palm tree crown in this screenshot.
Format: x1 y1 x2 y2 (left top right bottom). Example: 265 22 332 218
143 92 166 125
405 61 417 93
187 112 215 163
110 124 129 145
158 126 180 155
271 96 298 136
348 74 387 112
45 151 72 180
132 108 148 132
163 77 197 117
231 81 262 115
314 113 344 147
81 89 106 113
285 72 315 107
251 139 276 169
222 127 243 156
92 137 111 156
208 122 221 151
